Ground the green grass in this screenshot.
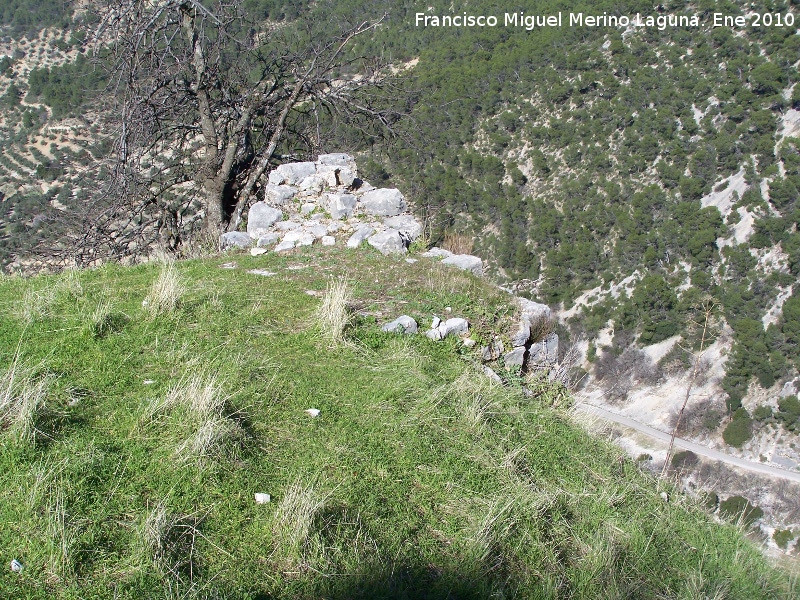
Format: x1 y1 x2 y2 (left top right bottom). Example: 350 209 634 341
0 247 793 598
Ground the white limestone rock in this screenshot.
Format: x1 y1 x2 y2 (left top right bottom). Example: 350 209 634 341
438 318 468 338
319 166 357 188
347 225 374 248
317 153 358 171
257 233 280 247
381 315 418 334
326 193 357 219
511 320 531 348
246 202 283 238
360 188 406 216
441 254 483 276
264 184 298 205
383 215 423 240
282 230 315 247
425 328 443 341
504 347 526 369
368 229 407 255
528 332 559 364
268 162 317 186
321 236 336 246
517 298 552 323
308 224 328 239
219 231 252 250
273 240 295 252
422 247 453 259
275 221 301 231
480 339 505 362
299 175 326 193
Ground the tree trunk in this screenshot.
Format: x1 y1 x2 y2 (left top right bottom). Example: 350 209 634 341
204 179 224 236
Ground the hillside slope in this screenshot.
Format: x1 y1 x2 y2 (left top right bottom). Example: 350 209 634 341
0 246 792 598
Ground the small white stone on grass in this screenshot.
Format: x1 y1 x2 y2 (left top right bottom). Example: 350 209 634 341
463 338 476 348
322 236 336 246
143 380 156 385
250 247 268 256
425 329 443 341
405 258 418 264
254 493 271 504
10 559 23 573
248 269 277 277
305 290 319 296
439 318 468 338
305 408 321 417
219 262 237 269
431 316 441 328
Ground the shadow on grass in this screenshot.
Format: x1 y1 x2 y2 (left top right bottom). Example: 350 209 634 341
246 560 526 600
318 565 510 600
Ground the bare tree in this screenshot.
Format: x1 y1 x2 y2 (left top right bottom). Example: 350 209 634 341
662 298 719 477
63 0 403 263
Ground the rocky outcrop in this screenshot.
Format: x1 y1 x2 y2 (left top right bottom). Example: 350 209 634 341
235 154 423 255
441 254 483 276
246 203 283 238
360 188 406 216
368 230 407 255
220 231 252 250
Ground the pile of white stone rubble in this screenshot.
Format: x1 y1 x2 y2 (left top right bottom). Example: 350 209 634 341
220 153 427 257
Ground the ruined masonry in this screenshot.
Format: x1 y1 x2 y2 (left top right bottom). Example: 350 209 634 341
221 153 433 259
221 153 555 370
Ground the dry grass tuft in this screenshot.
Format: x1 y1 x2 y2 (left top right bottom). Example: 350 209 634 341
315 279 353 347
441 232 474 255
272 478 327 568
174 414 242 463
142 500 171 571
46 484 74 580
18 286 56 323
139 500 203 582
144 373 225 423
1 358 50 445
452 372 500 430
144 373 242 466
464 495 521 570
87 298 127 338
143 262 184 318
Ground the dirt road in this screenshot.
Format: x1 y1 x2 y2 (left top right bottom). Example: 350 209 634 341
575 402 800 484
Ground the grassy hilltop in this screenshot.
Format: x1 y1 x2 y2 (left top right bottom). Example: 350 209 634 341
0 246 793 598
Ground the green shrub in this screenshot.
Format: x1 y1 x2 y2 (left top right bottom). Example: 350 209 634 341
719 496 763 526
773 529 794 550
776 396 800 431
722 408 753 448
702 409 723 431
671 450 698 469
752 405 773 421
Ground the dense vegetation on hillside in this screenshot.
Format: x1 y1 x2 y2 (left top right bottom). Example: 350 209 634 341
0 0 73 36
0 0 799 419
0 247 791 597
